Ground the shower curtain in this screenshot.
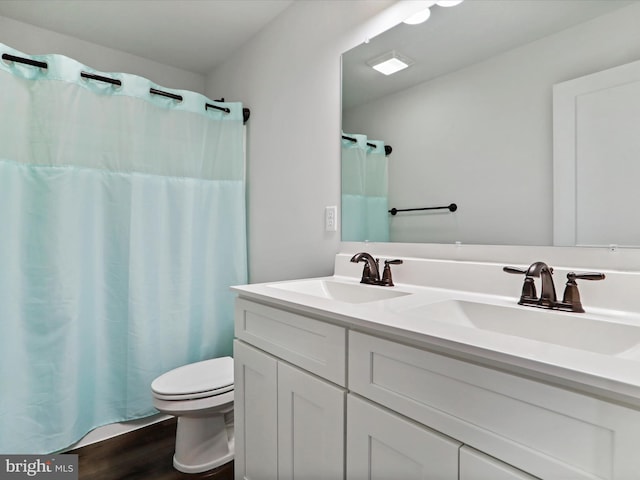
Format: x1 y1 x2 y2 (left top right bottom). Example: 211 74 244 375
0 44 247 454
341 134 389 242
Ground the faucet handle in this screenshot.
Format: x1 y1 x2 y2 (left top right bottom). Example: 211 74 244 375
561 272 606 313
568 272 606 282
503 266 528 275
503 265 537 301
380 259 403 287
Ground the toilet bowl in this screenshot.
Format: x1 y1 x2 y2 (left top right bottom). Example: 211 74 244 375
151 356 234 474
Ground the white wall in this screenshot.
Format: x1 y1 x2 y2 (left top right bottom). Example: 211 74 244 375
343 3 640 246
0 15 205 92
205 0 412 283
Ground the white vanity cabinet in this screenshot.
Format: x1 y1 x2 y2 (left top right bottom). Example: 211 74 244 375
234 295 640 480
347 392 536 480
349 330 640 479
233 340 278 480
234 299 346 480
277 361 344 479
460 447 538 480
347 394 460 479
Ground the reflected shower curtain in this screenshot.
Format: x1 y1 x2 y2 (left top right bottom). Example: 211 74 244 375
0 44 247 453
341 134 389 242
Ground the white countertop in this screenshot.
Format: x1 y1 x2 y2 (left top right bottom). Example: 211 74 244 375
233 271 640 409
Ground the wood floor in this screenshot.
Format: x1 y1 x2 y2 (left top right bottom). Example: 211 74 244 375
68 418 234 480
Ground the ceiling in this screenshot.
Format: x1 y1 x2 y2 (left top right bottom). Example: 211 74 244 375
343 0 634 109
0 0 293 74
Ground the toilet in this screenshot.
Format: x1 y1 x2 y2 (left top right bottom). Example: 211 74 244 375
151 356 234 474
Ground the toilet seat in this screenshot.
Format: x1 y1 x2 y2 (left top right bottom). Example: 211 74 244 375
152 356 234 401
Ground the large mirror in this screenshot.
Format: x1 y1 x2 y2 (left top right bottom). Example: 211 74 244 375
341 0 640 246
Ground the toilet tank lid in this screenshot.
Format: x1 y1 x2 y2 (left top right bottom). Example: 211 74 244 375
151 356 233 396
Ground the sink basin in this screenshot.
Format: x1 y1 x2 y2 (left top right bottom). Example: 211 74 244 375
402 300 640 355
267 279 411 304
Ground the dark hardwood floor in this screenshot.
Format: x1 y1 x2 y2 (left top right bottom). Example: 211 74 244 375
68 418 234 480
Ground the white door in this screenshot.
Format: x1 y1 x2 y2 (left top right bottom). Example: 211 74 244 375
277 362 345 479
553 58 640 246
347 394 460 479
234 340 278 480
459 446 539 480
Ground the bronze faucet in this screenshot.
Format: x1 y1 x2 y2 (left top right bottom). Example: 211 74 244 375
350 252 380 284
504 262 605 313
350 252 403 286
527 261 557 307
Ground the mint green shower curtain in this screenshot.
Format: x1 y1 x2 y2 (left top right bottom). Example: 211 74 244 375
0 44 247 454
341 134 389 242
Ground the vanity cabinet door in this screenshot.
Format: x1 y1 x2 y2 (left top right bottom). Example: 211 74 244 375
460 446 540 480
277 362 345 479
347 394 460 479
234 340 278 480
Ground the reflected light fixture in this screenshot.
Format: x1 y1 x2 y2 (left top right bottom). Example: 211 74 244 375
403 7 431 25
403 0 464 25
367 50 414 76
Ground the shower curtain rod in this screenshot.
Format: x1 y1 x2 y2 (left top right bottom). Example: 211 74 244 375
2 52 251 124
342 135 392 156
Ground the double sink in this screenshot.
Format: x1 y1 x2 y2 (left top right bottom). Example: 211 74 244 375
267 278 640 357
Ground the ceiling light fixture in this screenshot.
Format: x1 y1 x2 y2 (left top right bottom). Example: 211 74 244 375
367 51 414 76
